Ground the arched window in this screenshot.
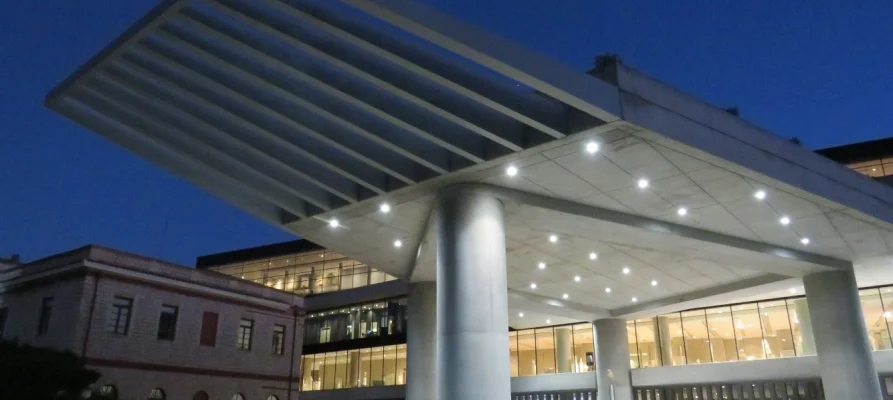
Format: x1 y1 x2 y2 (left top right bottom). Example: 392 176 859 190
97 385 118 399
231 394 245 400
266 395 280 400
191 391 209 400
148 388 165 399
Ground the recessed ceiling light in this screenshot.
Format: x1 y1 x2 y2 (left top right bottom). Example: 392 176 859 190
574 276 581 282
538 262 546 270
518 312 524 318
885 312 892 319
605 287 612 293
754 190 767 200
379 203 391 213
677 207 688 216
800 237 810 245
789 287 797 294
506 165 518 177
328 218 340 228
393 239 403 248
632 297 638 303
562 293 569 299
780 216 791 225
589 252 598 260
546 319 552 324
622 267 631 275
585 141 600 154
549 234 558 243
530 283 537 289
637 178 650 189
651 280 658 287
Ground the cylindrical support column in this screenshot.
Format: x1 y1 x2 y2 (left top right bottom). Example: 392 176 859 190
407 282 437 400
804 269 882 400
436 186 511 400
556 326 574 373
595 319 632 400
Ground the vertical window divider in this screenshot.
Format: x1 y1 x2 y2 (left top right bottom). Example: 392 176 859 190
702 309 713 364
877 288 893 349
631 320 641 368
729 307 741 362
570 324 576 373
679 312 688 365
783 300 798 357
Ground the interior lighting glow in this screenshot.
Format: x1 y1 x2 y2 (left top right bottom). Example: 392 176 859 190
394 239 403 248
677 207 688 216
780 216 791 225
585 141 600 154
574 276 581 282
622 267 631 275
637 179 650 189
589 252 598 260
549 234 558 243
754 190 767 200
379 203 391 213
328 219 339 228
651 280 658 287
506 165 518 177
538 262 546 270
800 237 810 245
530 283 537 289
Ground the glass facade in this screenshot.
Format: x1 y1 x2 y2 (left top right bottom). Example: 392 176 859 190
207 249 396 295
300 344 407 391
848 158 893 177
304 299 407 345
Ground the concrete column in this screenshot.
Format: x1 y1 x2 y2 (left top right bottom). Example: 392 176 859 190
406 282 437 400
653 317 672 366
804 269 882 400
792 298 817 356
436 186 511 400
595 319 632 400
556 326 574 373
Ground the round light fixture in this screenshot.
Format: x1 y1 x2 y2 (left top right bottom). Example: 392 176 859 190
754 190 767 200
530 283 537 289
622 267 631 275
328 218 340 228
589 252 598 260
780 216 791 225
651 280 658 287
394 239 403 248
605 287 612 293
379 203 391 213
585 141 600 154
562 293 569 299
632 297 638 303
789 287 797 294
574 276 581 282
506 166 518 177
677 207 688 216
800 237 810 245
538 262 546 270
637 179 650 189
546 319 552 324
549 234 558 243
518 312 524 318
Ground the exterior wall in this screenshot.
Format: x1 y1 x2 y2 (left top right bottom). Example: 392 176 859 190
93 366 289 400
83 275 301 378
0 274 88 352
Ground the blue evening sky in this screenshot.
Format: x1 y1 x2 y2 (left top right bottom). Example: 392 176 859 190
1 0 891 265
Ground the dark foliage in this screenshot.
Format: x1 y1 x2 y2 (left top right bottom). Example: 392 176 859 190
0 340 99 400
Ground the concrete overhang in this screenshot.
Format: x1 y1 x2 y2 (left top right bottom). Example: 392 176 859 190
47 0 893 325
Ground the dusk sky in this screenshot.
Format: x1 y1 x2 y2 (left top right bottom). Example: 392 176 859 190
1 0 891 266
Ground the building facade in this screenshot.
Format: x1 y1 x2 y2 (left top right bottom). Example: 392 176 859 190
0 246 305 400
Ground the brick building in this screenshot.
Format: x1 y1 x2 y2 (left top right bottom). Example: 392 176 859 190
0 245 305 400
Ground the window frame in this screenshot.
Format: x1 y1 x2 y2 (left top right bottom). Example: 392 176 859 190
37 296 54 336
109 296 134 335
237 318 254 351
156 305 179 341
272 324 286 355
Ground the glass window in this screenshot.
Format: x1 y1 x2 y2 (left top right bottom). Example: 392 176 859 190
535 328 556 374
785 298 815 356
395 344 407 385
108 296 133 335
517 329 536 376
860 289 892 350
358 347 372 387
369 347 384 386
347 349 361 388
634 319 659 368
572 323 594 372
200 311 218 347
37 297 53 336
509 331 519 377
657 313 686 365
731 303 764 360
705 306 737 363
758 301 795 358
382 345 397 385
148 388 165 399
272 325 286 355
323 352 336 390
681 310 711 364
231 394 244 400
157 305 178 341
237 319 254 350
334 351 348 389
301 355 315 391
627 321 640 368
880 287 893 351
